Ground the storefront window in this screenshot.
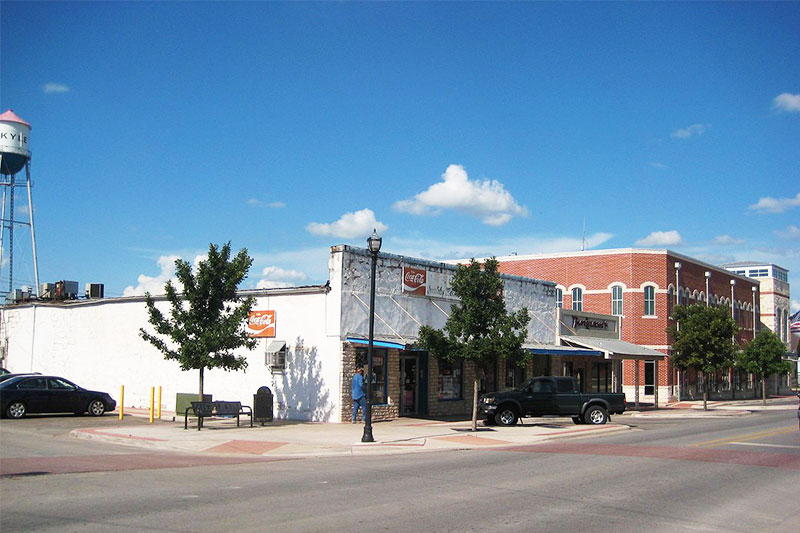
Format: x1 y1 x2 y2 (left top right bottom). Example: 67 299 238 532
438 359 463 401
356 347 388 405
592 362 610 392
505 364 525 389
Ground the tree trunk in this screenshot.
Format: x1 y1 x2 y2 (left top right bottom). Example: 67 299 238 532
702 372 708 411
471 377 479 432
761 374 767 406
198 366 205 402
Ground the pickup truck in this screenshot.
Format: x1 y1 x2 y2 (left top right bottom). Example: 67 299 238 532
479 376 626 426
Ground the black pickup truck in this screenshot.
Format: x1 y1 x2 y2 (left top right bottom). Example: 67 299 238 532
479 376 626 426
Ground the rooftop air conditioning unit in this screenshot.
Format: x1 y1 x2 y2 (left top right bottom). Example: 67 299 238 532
85 283 104 299
40 283 55 299
55 280 79 300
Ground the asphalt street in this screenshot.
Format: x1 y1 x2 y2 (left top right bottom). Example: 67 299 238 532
1 407 798 532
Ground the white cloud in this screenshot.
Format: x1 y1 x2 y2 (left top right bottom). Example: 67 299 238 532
123 255 180 296
256 266 308 289
748 192 800 214
307 208 388 239
649 162 667 169
393 164 528 226
671 124 707 139
635 230 684 247
775 225 800 241
713 234 746 246
247 198 285 208
43 82 69 94
792 300 799 312
773 92 800 113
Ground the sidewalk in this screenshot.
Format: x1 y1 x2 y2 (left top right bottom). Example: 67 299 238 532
71 396 796 458
71 412 630 458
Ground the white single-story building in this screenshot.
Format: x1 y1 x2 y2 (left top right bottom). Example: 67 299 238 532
0 245 560 422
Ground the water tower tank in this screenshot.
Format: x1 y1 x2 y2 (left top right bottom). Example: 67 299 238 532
0 110 31 175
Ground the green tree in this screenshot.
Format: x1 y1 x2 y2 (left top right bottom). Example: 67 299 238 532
667 304 739 410
737 330 791 405
140 242 257 400
417 258 531 431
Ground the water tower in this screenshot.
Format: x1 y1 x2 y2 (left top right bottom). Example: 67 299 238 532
0 109 39 298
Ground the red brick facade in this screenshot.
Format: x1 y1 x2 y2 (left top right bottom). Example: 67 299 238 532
496 249 760 401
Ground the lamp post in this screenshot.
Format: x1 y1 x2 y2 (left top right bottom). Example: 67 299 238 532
730 279 736 400
362 229 382 443
751 286 757 335
704 271 711 307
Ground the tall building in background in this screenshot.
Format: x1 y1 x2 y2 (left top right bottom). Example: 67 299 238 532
720 262 791 346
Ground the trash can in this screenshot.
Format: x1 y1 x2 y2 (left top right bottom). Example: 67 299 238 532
254 386 273 425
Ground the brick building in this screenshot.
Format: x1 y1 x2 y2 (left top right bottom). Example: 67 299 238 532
492 248 774 404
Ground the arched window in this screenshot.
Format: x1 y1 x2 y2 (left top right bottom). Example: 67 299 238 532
572 287 583 311
612 286 623 316
644 286 656 316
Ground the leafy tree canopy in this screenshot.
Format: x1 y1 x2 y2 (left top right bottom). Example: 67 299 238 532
418 258 531 372
140 242 257 380
666 304 739 374
737 329 791 377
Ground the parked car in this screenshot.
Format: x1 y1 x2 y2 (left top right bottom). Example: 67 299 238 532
0 372 41 383
0 375 116 419
0 367 9 375
479 376 626 426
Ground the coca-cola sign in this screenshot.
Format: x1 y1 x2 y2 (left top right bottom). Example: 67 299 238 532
247 310 276 338
402 266 427 296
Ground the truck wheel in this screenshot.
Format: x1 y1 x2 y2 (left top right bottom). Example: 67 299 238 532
495 406 518 426
571 416 584 425
584 406 608 425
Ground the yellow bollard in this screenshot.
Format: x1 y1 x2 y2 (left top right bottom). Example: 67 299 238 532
157 386 162 420
119 385 124 420
149 386 154 424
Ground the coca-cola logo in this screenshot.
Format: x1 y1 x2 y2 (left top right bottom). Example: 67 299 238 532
402 266 427 296
248 310 276 337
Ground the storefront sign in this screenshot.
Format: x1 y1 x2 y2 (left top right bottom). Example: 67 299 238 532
402 266 427 296
248 310 276 337
571 316 610 331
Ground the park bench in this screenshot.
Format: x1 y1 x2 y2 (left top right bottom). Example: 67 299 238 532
184 400 253 430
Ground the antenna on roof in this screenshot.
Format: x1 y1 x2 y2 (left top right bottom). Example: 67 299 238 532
581 217 586 252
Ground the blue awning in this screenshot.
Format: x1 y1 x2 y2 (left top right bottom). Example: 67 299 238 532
346 337 407 350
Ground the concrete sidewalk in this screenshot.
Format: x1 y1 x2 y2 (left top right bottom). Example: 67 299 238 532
70 396 796 458
71 414 630 458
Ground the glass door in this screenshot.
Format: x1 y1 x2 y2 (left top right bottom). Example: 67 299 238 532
399 355 418 416
644 361 655 395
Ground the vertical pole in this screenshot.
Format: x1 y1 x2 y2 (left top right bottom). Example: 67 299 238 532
654 360 659 408
362 250 377 443
149 386 154 424
8 173 14 293
158 386 162 420
119 385 124 420
0 186 6 287
25 162 39 296
634 360 640 410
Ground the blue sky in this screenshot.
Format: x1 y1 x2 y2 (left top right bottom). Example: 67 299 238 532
1 2 798 309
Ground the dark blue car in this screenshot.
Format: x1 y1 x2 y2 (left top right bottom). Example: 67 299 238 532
0 375 116 419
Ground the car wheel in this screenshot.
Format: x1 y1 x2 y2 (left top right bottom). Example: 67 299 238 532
87 400 106 416
495 406 518 426
571 416 584 425
7 401 26 419
584 406 608 425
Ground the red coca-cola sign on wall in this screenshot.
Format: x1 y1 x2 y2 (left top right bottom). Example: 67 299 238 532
402 266 427 296
247 310 276 338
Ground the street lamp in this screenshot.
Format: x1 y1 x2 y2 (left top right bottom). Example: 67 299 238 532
704 271 711 307
362 229 382 443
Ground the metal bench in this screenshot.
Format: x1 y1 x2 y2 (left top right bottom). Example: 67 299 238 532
184 400 253 430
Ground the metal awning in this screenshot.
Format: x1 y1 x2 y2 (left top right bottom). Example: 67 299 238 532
345 337 408 350
265 340 286 353
523 343 604 357
561 336 666 360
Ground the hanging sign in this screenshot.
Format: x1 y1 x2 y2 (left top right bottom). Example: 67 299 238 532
248 310 276 338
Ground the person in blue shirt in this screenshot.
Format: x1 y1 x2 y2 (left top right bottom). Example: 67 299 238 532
351 368 366 423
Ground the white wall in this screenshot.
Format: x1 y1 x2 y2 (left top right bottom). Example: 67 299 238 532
1 288 341 422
